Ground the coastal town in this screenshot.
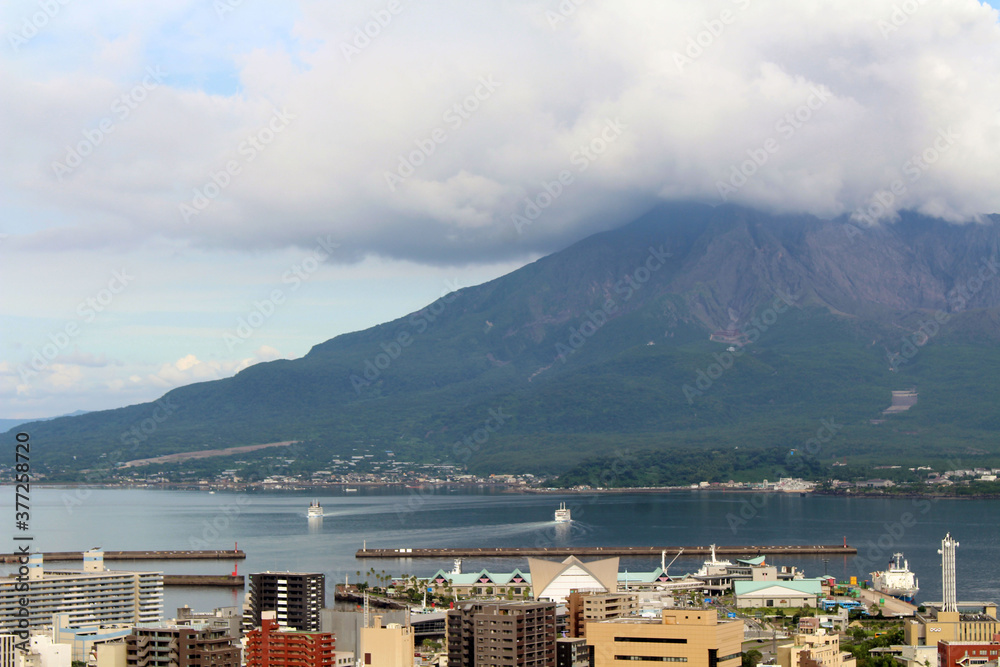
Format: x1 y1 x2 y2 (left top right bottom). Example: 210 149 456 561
8 459 1000 496
2 532 993 667
6 2 1000 667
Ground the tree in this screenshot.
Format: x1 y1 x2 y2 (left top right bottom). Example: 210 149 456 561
742 649 763 667
421 639 443 652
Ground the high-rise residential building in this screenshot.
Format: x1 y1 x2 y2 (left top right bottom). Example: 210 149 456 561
0 552 162 633
125 620 240 667
245 612 335 667
246 573 324 632
567 592 638 638
556 637 592 667
358 615 415 667
587 608 743 667
447 600 556 667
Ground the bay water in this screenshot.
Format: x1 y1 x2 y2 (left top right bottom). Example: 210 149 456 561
4 487 998 614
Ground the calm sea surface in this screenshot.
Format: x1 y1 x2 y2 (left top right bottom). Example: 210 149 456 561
3 487 999 614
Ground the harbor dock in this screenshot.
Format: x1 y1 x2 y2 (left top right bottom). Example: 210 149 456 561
355 544 857 559
0 549 245 564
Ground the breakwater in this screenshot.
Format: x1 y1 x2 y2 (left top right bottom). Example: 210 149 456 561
163 574 245 587
356 544 857 559
0 549 246 563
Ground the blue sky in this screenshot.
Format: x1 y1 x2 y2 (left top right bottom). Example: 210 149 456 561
2 0 1000 418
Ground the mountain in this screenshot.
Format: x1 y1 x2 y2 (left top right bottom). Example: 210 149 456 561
9 202 1000 478
0 410 88 434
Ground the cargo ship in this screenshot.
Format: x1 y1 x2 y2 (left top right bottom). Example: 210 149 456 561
870 553 919 602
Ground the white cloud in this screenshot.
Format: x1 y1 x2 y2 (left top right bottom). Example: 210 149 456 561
1 0 997 262
147 348 288 388
1 345 290 418
2 0 1000 415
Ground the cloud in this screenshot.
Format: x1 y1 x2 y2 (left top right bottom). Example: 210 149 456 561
146 347 288 388
1 0 998 266
54 349 122 368
0 362 20 399
4 347 290 417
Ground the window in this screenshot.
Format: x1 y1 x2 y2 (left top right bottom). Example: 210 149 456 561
615 656 688 662
616 637 687 644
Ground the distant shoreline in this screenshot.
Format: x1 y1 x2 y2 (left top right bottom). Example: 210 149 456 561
21 482 993 499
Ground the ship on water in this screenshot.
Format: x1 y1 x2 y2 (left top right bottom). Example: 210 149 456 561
870 552 919 602
307 499 323 518
694 544 733 578
554 502 572 523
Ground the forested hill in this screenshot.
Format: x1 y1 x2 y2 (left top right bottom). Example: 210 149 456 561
9 203 1000 478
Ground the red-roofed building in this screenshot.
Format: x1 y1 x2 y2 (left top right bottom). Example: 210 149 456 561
938 637 1000 667
246 611 336 667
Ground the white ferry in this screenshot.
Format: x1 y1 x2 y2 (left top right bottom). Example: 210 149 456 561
307 500 323 518
694 544 733 578
554 502 572 523
870 553 919 602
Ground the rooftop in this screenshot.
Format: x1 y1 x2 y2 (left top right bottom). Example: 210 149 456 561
135 621 215 632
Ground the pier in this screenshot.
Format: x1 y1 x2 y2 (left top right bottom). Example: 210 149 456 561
355 544 857 559
0 550 245 564
163 575 245 587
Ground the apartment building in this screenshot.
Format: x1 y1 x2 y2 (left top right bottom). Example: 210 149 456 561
0 552 162 633
246 573 324 632
447 601 556 666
